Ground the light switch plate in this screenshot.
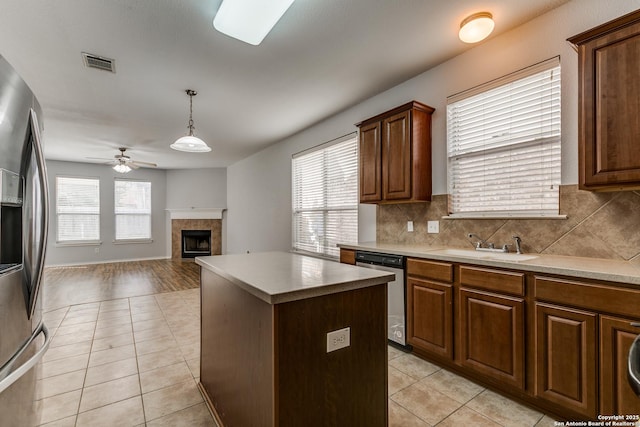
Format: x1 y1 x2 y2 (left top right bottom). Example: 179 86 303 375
327 327 350 353
428 221 439 233
407 221 414 232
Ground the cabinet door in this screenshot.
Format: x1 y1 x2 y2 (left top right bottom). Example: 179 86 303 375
572 13 640 190
535 303 597 418
382 110 411 200
407 277 453 359
459 288 525 389
359 121 382 202
600 315 640 416
339 248 356 265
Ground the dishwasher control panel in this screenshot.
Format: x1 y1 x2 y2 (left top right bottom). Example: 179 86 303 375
355 251 404 268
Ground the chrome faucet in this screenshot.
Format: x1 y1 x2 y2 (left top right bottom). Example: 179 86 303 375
467 233 490 249
468 233 524 254
512 236 522 254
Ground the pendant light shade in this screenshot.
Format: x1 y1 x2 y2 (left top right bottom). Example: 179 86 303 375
459 12 494 44
171 89 211 153
171 135 211 152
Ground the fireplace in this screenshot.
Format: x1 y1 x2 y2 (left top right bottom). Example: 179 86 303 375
181 230 211 258
168 210 224 259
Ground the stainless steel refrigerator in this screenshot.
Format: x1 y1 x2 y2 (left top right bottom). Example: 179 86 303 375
0 54 51 426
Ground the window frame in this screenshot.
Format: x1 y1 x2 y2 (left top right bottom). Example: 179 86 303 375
113 178 153 243
55 175 101 245
446 56 563 219
291 133 359 259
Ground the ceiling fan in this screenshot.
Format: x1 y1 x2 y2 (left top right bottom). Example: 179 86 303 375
90 147 157 173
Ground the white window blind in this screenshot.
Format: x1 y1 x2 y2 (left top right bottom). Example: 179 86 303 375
447 57 561 218
56 176 100 242
292 134 358 258
114 179 151 240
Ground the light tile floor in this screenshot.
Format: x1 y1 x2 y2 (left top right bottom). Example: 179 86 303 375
387 346 556 426
35 288 557 426
35 289 215 426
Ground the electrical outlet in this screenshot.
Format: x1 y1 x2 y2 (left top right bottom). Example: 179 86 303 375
407 221 414 232
427 221 439 234
327 327 350 353
94 247 100 253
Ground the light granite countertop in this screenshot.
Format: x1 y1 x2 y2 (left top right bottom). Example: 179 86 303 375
195 251 395 304
338 242 640 286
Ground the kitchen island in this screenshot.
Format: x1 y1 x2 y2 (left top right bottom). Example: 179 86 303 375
195 251 394 427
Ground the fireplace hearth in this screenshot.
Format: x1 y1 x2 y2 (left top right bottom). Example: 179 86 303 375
181 230 211 258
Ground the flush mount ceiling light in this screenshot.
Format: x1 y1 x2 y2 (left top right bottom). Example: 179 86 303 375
171 89 212 153
213 0 296 45
459 12 495 43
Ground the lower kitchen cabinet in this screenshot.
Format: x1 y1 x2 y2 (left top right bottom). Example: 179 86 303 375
341 249 640 421
600 315 640 415
339 248 356 265
406 258 454 359
407 277 453 358
459 288 525 390
535 303 597 418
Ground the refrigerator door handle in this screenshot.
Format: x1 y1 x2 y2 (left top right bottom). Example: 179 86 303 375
0 321 50 394
26 108 49 319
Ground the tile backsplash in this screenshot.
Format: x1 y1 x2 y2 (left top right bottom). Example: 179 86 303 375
377 185 640 262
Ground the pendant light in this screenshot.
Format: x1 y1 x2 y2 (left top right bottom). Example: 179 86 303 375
171 89 212 153
459 12 495 44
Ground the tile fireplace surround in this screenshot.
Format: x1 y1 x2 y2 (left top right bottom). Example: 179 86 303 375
168 209 224 259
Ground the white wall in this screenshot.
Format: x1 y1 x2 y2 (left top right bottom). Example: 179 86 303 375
165 168 226 209
165 168 227 253
44 163 228 265
45 160 168 266
226 0 640 255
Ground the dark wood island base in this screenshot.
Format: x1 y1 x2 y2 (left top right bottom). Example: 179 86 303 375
197 252 392 427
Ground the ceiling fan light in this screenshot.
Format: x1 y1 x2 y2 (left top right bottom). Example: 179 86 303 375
459 12 494 43
170 135 212 153
113 163 131 173
213 0 296 45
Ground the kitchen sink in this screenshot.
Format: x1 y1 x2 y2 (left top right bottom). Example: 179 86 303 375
488 253 538 262
438 249 492 258
436 249 538 262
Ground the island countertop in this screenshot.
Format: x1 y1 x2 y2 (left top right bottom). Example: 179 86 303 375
195 251 395 304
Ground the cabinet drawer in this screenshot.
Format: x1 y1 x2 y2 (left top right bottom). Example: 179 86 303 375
534 276 640 318
459 266 524 296
406 258 453 283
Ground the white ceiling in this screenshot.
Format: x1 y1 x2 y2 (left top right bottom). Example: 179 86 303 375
0 0 569 169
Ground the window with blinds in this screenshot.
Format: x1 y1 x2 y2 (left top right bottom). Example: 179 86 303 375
447 57 561 218
56 176 100 242
114 179 152 241
292 134 358 258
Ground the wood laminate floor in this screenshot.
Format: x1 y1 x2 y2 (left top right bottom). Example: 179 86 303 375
42 259 200 311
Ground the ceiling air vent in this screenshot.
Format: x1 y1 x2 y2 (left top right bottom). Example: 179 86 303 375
81 52 115 73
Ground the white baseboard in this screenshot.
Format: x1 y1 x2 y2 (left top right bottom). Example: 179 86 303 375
45 255 172 268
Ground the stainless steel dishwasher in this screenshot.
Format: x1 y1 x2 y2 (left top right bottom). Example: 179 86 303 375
355 251 408 349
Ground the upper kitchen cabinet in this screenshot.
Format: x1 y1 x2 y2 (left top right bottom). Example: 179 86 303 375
569 10 640 191
356 101 435 203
